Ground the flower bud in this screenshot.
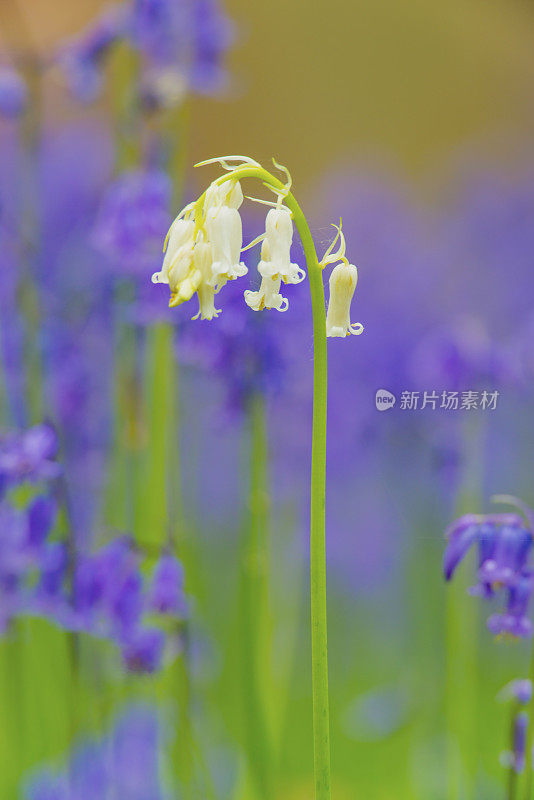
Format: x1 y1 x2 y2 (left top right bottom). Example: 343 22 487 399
326 261 363 338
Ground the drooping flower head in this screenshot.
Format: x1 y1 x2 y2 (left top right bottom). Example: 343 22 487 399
443 495 534 639
321 221 364 338
151 155 363 340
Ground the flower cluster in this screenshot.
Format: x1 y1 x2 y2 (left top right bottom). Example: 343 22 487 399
443 497 534 638
152 155 363 338
0 426 187 674
24 704 166 799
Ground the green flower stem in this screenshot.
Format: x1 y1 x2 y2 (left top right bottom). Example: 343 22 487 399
240 391 274 799
141 321 178 547
214 166 331 800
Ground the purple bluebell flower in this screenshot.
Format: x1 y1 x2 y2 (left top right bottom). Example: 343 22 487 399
488 572 534 639
130 0 186 65
443 513 531 588
498 679 533 706
148 553 187 615
444 501 534 639
0 495 59 627
33 543 68 610
0 67 28 118
511 711 529 772
92 169 171 278
57 6 126 103
26 496 57 551
109 569 144 639
24 770 69 800
121 627 166 674
478 525 533 589
68 742 109 800
35 125 115 543
0 424 60 495
24 705 166 799
0 502 28 628
189 0 234 94
110 705 164 796
130 0 233 99
72 537 135 632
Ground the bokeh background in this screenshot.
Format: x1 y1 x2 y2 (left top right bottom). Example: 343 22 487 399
1 1 534 799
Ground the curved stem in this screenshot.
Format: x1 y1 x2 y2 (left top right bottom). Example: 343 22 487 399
214 165 331 799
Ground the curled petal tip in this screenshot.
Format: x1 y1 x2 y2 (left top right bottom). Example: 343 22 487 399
195 155 261 170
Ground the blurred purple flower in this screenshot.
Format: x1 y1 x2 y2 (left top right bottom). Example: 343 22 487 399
130 0 187 65
93 168 171 278
148 553 187 615
0 67 28 118
110 705 163 797
24 705 166 799
512 711 529 772
501 711 530 774
444 501 534 639
177 271 289 414
498 679 533 706
488 572 534 639
130 0 233 99
121 627 166 674
410 315 521 392
443 513 531 587
190 0 234 94
33 542 69 610
72 537 137 632
57 5 126 103
0 495 58 629
68 742 109 799
25 771 69 800
0 424 60 495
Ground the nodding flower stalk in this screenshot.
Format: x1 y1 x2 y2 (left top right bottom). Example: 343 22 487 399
152 155 363 800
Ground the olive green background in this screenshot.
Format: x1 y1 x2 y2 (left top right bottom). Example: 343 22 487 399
2 0 534 191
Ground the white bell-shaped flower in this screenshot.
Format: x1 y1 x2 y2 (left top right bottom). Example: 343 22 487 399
152 217 195 285
325 261 363 338
244 240 288 312
205 202 247 290
192 241 220 320
168 247 202 308
261 207 304 285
